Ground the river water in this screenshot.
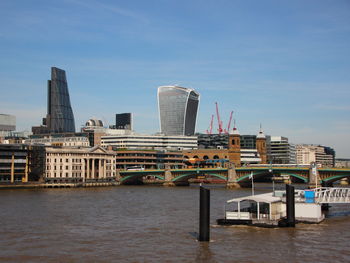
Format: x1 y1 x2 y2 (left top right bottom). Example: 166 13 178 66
1 184 350 262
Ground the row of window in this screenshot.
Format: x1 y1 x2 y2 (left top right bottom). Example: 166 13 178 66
47 171 116 178
47 158 115 163
46 165 83 170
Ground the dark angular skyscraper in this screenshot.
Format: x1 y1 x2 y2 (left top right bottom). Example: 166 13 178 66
46 67 75 133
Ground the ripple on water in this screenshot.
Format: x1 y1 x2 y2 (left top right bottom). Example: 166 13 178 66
0 185 350 262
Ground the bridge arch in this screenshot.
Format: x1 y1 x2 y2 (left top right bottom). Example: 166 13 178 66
236 172 308 183
237 172 266 183
321 173 350 184
120 173 164 183
280 173 308 183
172 172 226 182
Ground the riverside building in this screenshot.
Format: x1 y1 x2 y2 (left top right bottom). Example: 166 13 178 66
296 144 335 167
158 86 200 136
115 150 184 170
0 144 45 183
44 146 116 183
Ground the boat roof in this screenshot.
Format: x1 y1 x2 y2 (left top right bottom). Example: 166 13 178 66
227 192 282 204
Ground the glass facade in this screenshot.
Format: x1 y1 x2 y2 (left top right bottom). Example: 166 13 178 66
47 67 75 133
158 86 199 136
115 113 132 130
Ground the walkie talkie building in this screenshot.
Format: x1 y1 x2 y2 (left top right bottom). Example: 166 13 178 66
46 67 75 133
158 86 200 136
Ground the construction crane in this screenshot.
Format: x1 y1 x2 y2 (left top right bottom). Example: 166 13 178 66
224 111 233 134
215 102 223 134
206 114 214 134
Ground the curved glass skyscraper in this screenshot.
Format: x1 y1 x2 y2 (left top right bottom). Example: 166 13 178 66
158 86 200 136
46 67 75 133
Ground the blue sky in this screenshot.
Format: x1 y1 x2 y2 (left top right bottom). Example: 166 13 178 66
0 0 349 157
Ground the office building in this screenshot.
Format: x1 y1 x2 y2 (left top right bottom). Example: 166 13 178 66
296 144 335 167
115 113 132 130
25 133 90 147
184 126 267 167
267 136 296 164
335 158 350 168
115 150 184 170
0 114 16 133
32 67 75 134
158 86 200 136
81 118 134 146
101 133 198 151
0 144 45 183
197 134 259 150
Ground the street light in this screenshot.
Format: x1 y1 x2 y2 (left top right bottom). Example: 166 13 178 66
269 161 274 195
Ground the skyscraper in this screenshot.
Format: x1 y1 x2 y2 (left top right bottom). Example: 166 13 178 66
115 113 132 130
46 67 75 133
158 85 200 136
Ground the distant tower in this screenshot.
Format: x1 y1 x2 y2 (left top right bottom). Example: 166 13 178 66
256 124 267 164
46 67 75 133
158 86 200 136
228 120 241 167
115 113 132 130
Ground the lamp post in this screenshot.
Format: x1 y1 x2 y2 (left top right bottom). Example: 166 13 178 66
269 161 274 195
250 171 254 196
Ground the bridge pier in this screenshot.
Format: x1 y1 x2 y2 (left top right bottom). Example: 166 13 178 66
308 162 320 188
163 168 175 187
226 164 240 189
115 169 121 184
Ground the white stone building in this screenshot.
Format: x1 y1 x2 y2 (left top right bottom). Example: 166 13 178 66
44 146 116 183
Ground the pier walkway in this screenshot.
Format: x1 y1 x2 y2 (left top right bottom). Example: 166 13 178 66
314 187 350 203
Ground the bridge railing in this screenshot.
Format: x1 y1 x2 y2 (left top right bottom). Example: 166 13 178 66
314 187 350 203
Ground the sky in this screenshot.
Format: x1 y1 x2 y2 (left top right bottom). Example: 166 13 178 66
0 0 349 157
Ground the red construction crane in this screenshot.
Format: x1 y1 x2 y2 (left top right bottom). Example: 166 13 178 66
206 114 214 134
215 102 223 134
224 111 233 134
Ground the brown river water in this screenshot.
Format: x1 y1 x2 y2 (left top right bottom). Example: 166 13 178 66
1 184 350 262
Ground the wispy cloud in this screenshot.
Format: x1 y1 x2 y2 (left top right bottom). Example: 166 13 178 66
65 0 149 24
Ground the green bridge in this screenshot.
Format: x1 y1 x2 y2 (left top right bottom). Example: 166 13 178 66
118 166 350 187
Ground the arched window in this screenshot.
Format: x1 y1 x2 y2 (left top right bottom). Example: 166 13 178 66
193 155 199 159
213 155 219 159
203 155 209 160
